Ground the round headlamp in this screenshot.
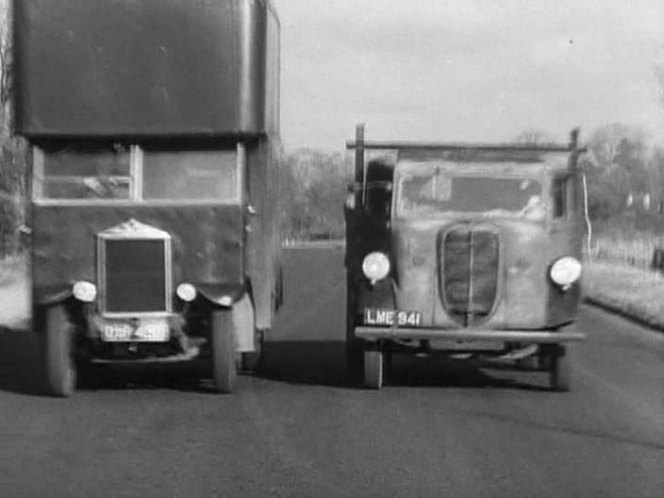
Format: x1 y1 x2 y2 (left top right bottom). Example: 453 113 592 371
550 257 582 289
72 281 97 302
362 252 390 284
176 283 197 302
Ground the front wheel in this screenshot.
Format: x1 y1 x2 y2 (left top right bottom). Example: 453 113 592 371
364 347 384 390
44 305 76 397
211 309 237 393
240 329 264 373
346 283 363 380
346 328 364 381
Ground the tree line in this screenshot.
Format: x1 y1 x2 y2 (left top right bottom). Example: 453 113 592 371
0 2 28 256
280 124 664 242
1 123 663 254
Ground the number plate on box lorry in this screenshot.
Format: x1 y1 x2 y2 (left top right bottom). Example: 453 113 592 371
100 319 170 342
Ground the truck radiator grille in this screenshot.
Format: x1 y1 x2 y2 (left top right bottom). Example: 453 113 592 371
102 239 168 313
439 226 499 326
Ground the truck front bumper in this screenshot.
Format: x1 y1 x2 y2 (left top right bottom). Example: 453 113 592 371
354 326 585 344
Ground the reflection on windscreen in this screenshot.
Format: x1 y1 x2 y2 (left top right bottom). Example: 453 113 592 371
35 145 239 202
397 174 544 220
142 149 237 201
37 145 131 200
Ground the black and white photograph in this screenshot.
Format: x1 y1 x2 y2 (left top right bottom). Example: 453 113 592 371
0 0 662 496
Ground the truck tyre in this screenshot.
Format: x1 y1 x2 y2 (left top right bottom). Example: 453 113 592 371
346 321 364 381
549 345 572 392
44 305 76 397
241 329 264 373
211 309 237 393
364 348 383 390
346 282 364 380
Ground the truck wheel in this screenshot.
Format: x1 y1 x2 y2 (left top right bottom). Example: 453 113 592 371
364 348 384 390
241 329 264 373
346 325 364 381
549 345 572 392
44 305 76 397
384 350 393 378
211 309 237 393
346 284 363 380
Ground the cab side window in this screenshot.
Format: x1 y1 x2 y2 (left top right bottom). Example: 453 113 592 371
552 176 570 219
365 183 392 218
364 159 394 219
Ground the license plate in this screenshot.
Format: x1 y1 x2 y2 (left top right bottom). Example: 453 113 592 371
364 308 422 327
101 319 170 342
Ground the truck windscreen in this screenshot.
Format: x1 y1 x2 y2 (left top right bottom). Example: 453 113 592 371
396 173 544 220
34 144 132 200
33 145 240 203
142 149 238 201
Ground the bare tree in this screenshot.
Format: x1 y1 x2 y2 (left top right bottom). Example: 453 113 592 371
0 0 11 136
587 124 647 171
0 0 30 256
281 149 347 240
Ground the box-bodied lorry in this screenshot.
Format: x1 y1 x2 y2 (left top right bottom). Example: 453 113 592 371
14 0 283 396
344 125 587 390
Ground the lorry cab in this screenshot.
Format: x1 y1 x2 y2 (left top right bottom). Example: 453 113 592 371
345 125 587 390
14 0 283 396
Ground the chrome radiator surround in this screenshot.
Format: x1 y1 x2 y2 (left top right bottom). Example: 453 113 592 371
97 219 172 317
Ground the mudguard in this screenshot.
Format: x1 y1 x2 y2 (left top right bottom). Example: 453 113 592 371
196 283 246 309
196 283 256 353
34 284 73 307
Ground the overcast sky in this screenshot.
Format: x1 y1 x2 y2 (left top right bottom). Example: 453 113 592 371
273 0 664 151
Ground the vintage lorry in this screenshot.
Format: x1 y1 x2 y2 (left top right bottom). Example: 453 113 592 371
14 0 283 396
345 125 587 391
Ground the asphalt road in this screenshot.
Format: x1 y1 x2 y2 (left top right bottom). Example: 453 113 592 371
1 246 663 497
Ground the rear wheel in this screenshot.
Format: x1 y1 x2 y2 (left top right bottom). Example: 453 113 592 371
211 309 237 393
364 347 384 390
516 346 544 370
549 345 572 392
44 305 76 397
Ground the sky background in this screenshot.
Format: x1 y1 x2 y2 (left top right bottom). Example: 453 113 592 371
273 0 664 151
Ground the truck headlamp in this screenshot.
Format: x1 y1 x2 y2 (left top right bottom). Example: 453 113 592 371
73 281 97 302
550 257 582 290
176 283 197 302
362 252 390 284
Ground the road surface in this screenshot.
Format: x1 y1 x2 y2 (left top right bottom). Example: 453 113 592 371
0 246 662 496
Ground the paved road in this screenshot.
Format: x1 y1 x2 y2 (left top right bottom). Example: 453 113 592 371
1 246 663 497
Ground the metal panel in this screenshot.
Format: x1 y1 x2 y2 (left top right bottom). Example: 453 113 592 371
14 0 279 137
31 204 244 303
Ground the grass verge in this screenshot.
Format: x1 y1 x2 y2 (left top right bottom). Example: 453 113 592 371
584 261 664 330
